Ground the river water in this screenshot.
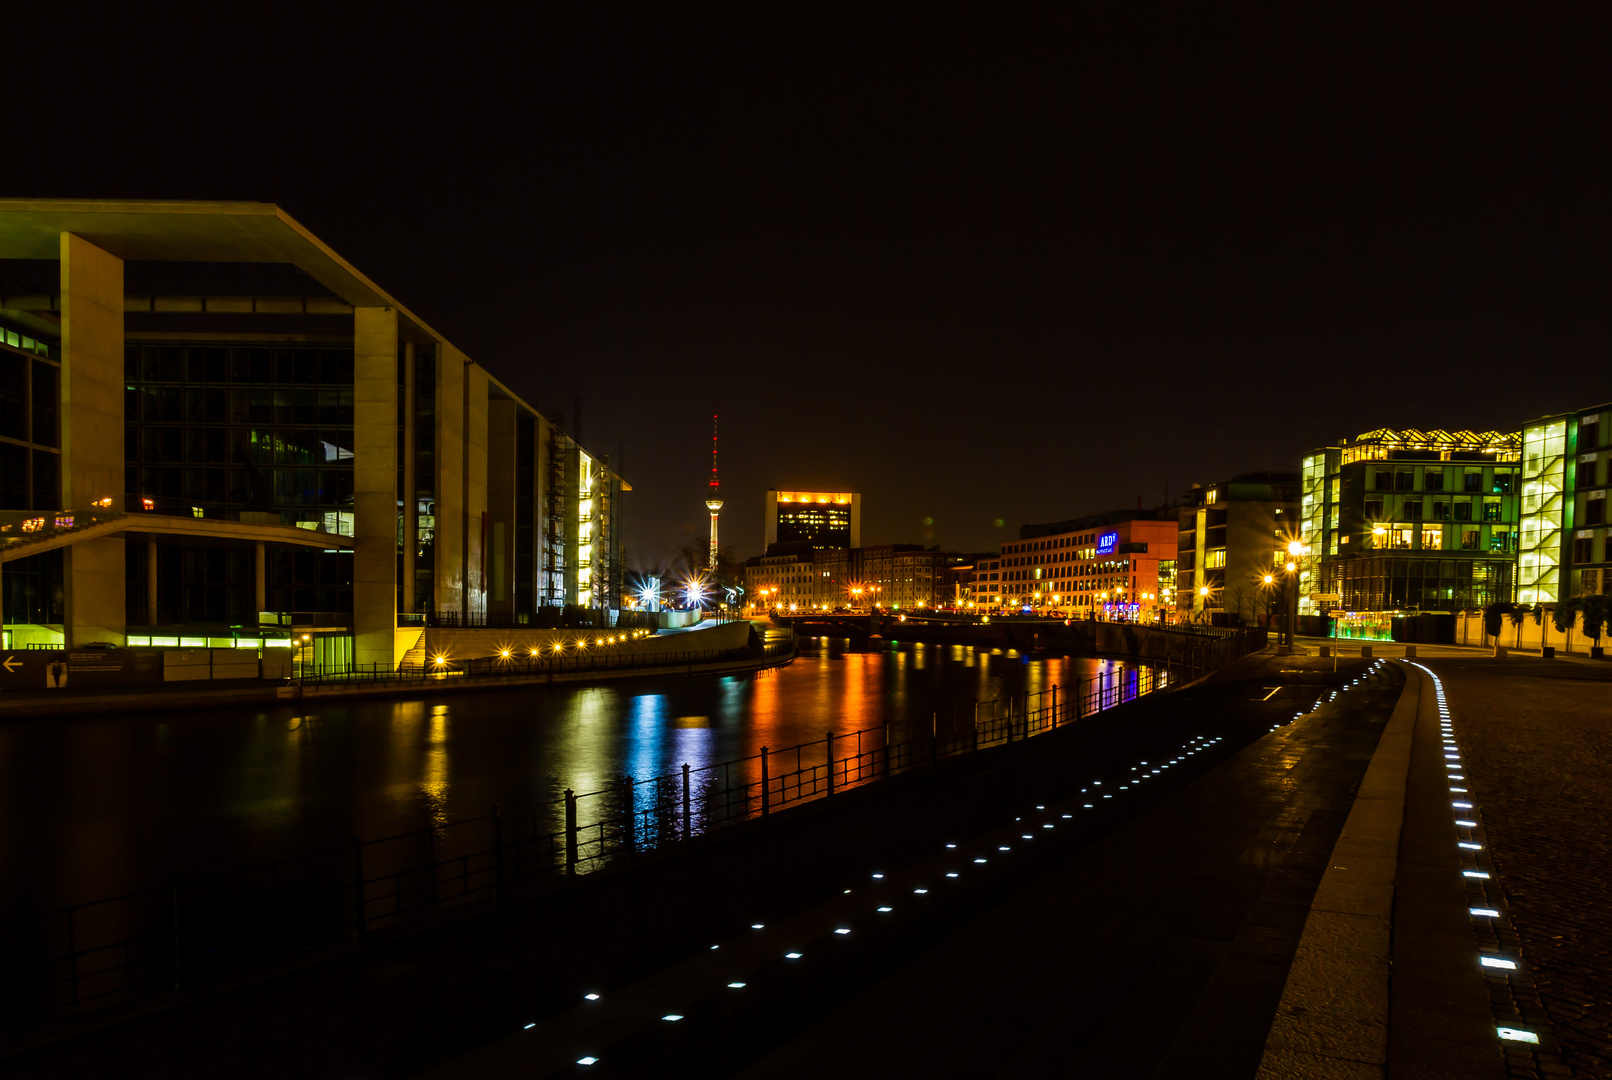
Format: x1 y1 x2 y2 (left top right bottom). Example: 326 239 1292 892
0 639 1155 916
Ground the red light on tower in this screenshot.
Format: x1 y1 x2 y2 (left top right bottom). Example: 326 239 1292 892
704 414 722 571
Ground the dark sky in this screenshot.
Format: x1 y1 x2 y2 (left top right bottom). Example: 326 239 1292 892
14 8 1611 564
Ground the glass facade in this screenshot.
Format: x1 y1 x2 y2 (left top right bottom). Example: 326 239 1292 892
0 338 61 511
122 342 357 625
1307 429 1522 614
1518 419 1568 604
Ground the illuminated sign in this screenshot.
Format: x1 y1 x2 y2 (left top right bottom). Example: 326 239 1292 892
776 491 853 505
1095 530 1119 555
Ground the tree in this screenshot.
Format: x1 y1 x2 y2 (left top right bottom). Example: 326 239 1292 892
1483 601 1515 644
1530 602 1546 651
1579 594 1609 655
1552 598 1578 654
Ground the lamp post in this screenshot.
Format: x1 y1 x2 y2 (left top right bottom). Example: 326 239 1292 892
1283 539 1306 652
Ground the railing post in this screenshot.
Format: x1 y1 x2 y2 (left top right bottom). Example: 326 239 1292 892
825 732 835 797
351 835 366 940
683 763 693 835
564 790 579 872
1051 684 1058 728
492 804 504 901
883 722 892 779
619 777 635 857
760 747 771 817
972 700 979 752
1006 695 1014 743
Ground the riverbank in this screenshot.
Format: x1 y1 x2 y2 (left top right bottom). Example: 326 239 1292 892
0 647 794 720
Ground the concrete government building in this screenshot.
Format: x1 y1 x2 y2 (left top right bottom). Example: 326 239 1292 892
0 200 626 669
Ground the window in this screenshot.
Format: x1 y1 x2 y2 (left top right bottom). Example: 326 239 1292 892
1492 473 1514 495
1587 498 1606 526
1573 536 1595 564
1464 470 1483 492
1404 499 1423 520
1420 525 1443 550
1576 461 1597 488
1482 499 1501 522
1374 470 1393 492
1366 500 1384 520
1454 499 1472 522
1396 471 1414 491
1424 470 1444 492
1461 529 1481 550
1431 501 1448 520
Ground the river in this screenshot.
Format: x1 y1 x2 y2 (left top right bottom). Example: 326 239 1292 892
0 638 1156 917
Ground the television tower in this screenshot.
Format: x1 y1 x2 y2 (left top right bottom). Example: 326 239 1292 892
704 414 722 571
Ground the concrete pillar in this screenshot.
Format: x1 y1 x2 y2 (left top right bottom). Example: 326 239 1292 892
60 233 126 648
147 539 158 626
353 308 399 667
401 341 416 615
254 541 266 617
466 364 488 616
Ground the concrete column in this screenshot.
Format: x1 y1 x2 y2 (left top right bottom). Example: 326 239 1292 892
353 308 399 667
254 541 266 616
60 233 126 648
147 539 158 626
401 342 416 615
467 366 488 617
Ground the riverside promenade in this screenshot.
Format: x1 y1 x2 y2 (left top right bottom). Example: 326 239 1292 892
6 643 1605 1078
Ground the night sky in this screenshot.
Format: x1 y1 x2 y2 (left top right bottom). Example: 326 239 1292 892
15 9 1610 564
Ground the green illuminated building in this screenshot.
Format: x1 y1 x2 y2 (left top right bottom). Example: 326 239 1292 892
1299 428 1522 617
1518 403 1612 604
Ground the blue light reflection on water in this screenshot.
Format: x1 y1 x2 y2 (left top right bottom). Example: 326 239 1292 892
0 638 1155 912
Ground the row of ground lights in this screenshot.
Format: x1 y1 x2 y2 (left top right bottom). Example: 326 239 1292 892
549 730 1226 1067
1406 660 1539 1049
430 630 657 667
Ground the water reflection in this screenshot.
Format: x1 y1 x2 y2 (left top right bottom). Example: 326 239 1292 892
0 638 1157 914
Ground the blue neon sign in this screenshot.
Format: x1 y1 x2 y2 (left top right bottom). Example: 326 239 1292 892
1095 530 1119 555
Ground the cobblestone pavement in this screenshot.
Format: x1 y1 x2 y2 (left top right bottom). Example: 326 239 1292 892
1427 657 1612 1080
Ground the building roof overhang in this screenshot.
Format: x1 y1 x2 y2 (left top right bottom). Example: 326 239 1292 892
0 199 439 334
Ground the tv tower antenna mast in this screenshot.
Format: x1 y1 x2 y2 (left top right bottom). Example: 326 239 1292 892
704 414 723 572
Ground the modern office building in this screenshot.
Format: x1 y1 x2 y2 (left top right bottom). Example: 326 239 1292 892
980 510 1178 618
1298 428 1520 617
1176 472 1300 623
1517 403 1612 603
0 199 626 667
764 490 860 549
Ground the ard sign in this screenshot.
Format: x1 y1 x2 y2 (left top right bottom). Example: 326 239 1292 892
1095 530 1119 556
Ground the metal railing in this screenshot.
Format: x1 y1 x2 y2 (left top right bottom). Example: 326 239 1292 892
0 628 1263 1027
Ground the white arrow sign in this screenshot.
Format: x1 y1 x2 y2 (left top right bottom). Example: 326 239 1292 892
2 655 20 673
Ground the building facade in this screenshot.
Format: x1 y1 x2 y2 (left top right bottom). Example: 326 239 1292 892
1299 428 1520 616
978 511 1178 618
1176 472 1300 623
1518 403 1612 603
0 200 625 666
764 490 860 549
